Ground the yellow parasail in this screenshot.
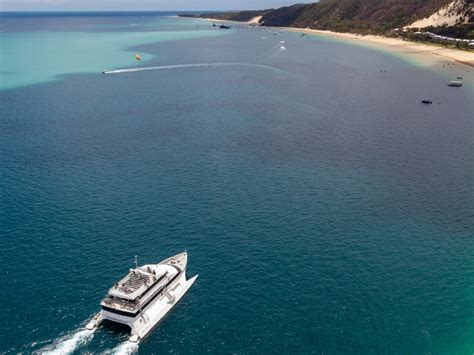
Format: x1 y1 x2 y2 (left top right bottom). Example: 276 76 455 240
135 54 142 61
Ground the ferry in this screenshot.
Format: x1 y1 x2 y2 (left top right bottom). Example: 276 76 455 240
86 252 198 343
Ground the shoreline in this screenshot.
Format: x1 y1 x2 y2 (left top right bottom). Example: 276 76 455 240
196 17 474 68
283 27 474 68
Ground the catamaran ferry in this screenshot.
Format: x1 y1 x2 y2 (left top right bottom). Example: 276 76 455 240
86 252 197 343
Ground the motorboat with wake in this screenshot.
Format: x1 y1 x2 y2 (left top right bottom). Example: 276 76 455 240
86 252 197 343
448 80 463 87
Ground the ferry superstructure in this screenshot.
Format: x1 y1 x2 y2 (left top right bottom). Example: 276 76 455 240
86 252 197 342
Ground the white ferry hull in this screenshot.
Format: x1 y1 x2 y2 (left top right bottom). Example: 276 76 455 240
129 273 198 342
86 252 198 343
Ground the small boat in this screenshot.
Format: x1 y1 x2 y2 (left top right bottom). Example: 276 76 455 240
448 81 463 87
219 25 231 29
421 98 433 104
86 252 197 343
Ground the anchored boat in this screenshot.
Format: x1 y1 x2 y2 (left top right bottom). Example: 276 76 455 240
86 252 197 343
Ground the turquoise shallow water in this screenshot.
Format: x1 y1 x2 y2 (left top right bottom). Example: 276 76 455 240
0 15 224 90
0 12 473 354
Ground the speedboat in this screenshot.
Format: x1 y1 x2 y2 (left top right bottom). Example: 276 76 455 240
86 252 197 343
448 81 463 87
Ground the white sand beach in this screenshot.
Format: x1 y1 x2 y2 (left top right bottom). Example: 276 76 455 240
283 27 474 68
197 17 474 68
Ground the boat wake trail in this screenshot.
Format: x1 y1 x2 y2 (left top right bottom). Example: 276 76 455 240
107 341 139 355
103 62 287 75
40 329 94 355
254 42 288 63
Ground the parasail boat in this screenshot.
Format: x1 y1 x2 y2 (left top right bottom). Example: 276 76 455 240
86 252 197 343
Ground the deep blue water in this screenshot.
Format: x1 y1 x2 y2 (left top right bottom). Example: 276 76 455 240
0 12 473 354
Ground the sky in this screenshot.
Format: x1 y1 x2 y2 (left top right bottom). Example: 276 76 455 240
0 0 316 11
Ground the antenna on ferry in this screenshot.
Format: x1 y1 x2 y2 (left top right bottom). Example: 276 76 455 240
134 255 138 269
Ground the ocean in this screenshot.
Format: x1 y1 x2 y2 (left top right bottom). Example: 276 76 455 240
0 12 473 354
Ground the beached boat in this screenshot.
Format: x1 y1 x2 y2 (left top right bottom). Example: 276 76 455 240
86 252 197 343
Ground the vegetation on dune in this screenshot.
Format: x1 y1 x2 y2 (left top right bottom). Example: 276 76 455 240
422 23 474 39
179 0 473 39
180 10 267 22
271 0 455 34
255 4 307 27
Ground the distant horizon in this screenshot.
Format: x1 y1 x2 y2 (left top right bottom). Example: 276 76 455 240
0 10 241 13
0 0 314 12
1 10 247 13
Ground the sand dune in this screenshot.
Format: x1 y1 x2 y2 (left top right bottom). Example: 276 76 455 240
406 0 469 28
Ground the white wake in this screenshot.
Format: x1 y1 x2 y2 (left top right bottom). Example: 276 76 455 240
103 62 287 75
40 329 94 355
107 341 139 355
